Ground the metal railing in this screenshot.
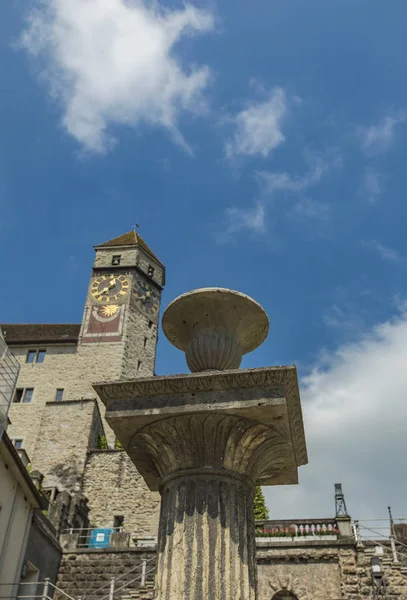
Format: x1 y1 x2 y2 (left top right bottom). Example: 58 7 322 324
0 332 20 441
60 528 157 550
353 519 407 564
0 579 76 600
0 556 156 600
79 556 156 600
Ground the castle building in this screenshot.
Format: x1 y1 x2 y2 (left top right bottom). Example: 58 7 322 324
2 231 165 535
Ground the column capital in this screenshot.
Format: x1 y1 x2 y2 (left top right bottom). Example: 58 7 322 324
95 365 307 491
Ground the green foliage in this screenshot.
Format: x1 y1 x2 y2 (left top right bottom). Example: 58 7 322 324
97 434 108 450
114 438 123 450
254 486 269 521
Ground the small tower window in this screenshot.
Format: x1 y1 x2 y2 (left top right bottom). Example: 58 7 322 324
144 337 147 348
148 320 153 329
113 515 124 531
55 389 64 402
112 255 121 266
137 360 142 371
13 439 24 449
147 265 155 278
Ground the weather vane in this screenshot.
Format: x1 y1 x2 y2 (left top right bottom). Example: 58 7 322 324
134 223 140 230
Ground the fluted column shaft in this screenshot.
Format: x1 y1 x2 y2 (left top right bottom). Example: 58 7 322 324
129 412 289 600
155 469 256 600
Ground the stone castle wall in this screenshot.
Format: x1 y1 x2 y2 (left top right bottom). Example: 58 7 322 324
257 542 407 599
32 399 102 491
56 547 156 600
56 541 407 600
7 342 124 453
82 450 160 534
7 344 78 458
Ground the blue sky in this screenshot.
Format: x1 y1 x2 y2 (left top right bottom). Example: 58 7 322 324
1 0 407 523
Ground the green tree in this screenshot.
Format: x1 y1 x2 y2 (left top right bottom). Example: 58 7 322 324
114 437 123 450
254 486 269 520
97 434 108 450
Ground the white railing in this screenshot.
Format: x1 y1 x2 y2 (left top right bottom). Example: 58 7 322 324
0 579 76 600
0 556 156 600
255 517 339 539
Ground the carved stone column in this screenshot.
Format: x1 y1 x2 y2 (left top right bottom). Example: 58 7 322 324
94 288 308 600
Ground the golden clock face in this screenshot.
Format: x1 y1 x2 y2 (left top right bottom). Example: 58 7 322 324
91 274 130 304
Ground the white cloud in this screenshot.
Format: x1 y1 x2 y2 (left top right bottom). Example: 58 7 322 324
363 168 382 203
224 88 287 159
359 114 405 155
323 303 366 334
289 197 329 221
257 155 327 196
365 240 401 263
215 202 265 244
264 307 407 520
217 152 341 241
20 0 214 152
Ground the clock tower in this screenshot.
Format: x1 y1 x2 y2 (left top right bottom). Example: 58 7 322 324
79 230 165 380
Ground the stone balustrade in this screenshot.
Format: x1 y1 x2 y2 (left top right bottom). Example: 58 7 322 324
255 518 339 539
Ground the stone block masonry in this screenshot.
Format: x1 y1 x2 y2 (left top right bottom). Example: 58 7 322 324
32 399 104 491
257 541 407 599
55 547 156 600
56 540 407 600
82 450 160 534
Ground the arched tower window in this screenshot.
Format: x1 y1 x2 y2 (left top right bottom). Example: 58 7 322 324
272 592 299 600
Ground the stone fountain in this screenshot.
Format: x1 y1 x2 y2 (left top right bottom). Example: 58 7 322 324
94 288 307 600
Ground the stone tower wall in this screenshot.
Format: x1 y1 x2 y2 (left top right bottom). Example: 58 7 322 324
82 450 160 533
93 247 164 288
121 299 160 379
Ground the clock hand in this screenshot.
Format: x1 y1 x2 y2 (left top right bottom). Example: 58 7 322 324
96 279 117 297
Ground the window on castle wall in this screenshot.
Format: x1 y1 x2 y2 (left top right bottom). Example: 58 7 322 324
112 255 121 266
13 388 34 403
23 388 34 403
26 350 36 363
113 515 124 531
13 389 23 403
55 389 64 402
147 265 155 278
13 439 23 449
37 350 46 363
272 593 299 600
26 349 46 363
137 360 142 371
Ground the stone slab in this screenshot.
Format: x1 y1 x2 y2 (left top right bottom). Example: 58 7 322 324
94 365 308 490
